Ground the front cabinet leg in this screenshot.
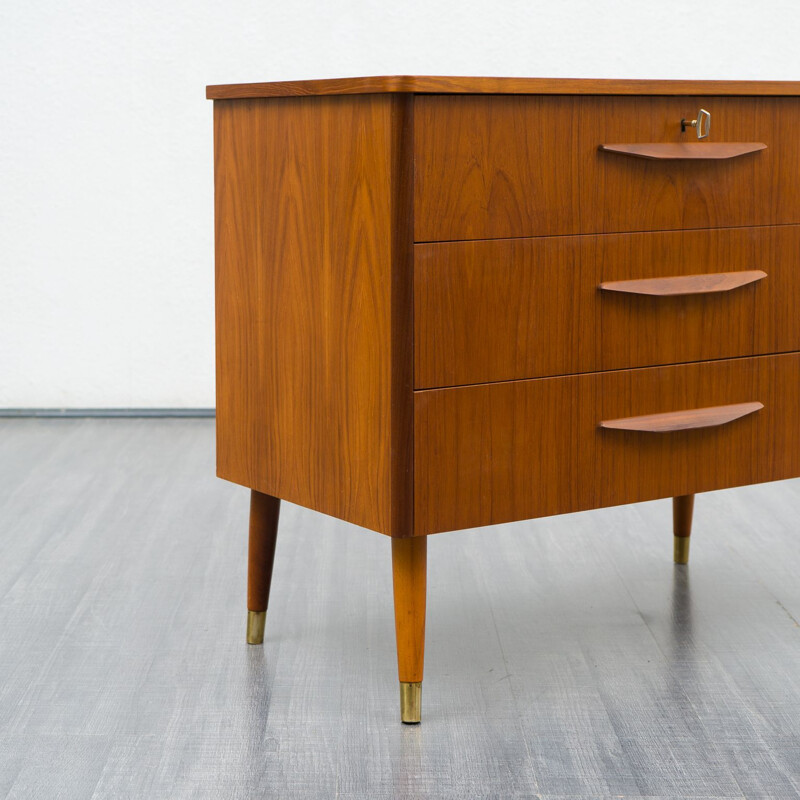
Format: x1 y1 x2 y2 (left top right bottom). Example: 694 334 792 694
246 490 281 644
673 494 695 564
392 536 427 723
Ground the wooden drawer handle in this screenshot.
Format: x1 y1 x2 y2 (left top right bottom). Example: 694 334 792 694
599 270 767 297
599 142 767 160
599 401 763 433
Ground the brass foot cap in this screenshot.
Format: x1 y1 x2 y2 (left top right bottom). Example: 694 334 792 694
674 536 691 565
246 610 266 644
400 681 422 724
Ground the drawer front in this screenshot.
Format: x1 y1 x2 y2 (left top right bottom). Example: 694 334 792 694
415 226 800 388
414 95 800 242
414 354 800 534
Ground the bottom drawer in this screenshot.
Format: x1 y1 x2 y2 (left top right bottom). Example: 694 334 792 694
414 353 800 535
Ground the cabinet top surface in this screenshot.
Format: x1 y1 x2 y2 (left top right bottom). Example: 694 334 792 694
206 75 800 100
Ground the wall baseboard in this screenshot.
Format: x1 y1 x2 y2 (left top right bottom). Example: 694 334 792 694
0 408 215 418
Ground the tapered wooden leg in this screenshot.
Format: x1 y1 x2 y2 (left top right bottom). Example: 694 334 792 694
392 536 427 724
673 494 695 565
246 490 281 644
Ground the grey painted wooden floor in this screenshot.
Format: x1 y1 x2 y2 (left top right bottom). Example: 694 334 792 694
2 419 800 799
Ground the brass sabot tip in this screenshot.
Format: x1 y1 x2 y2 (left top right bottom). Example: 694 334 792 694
674 536 691 565
400 681 422 724
246 610 266 644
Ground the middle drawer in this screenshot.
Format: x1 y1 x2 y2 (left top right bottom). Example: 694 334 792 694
415 225 800 389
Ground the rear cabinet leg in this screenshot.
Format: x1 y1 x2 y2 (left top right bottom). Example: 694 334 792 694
673 494 695 564
246 490 281 644
392 536 427 723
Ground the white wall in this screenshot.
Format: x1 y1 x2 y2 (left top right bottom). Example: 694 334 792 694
1 0 798 408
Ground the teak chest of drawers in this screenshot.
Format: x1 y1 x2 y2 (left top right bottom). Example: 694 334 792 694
207 76 800 723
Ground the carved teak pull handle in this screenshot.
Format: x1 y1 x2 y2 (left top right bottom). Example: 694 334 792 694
599 270 767 297
599 402 763 433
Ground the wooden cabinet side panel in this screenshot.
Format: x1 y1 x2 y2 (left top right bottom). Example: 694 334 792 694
214 96 395 533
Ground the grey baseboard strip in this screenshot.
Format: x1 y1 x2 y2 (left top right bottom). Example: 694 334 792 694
0 408 216 418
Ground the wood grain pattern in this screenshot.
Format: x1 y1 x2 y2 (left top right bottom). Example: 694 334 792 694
247 490 280 612
599 402 764 433
414 372 594 533
206 75 800 99
214 95 411 535
414 95 580 241
414 96 800 241
599 270 767 296
415 226 800 388
414 236 585 387
599 142 767 159
414 354 800 534
392 536 427 683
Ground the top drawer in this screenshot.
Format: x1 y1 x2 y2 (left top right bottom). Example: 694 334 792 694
414 95 800 242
